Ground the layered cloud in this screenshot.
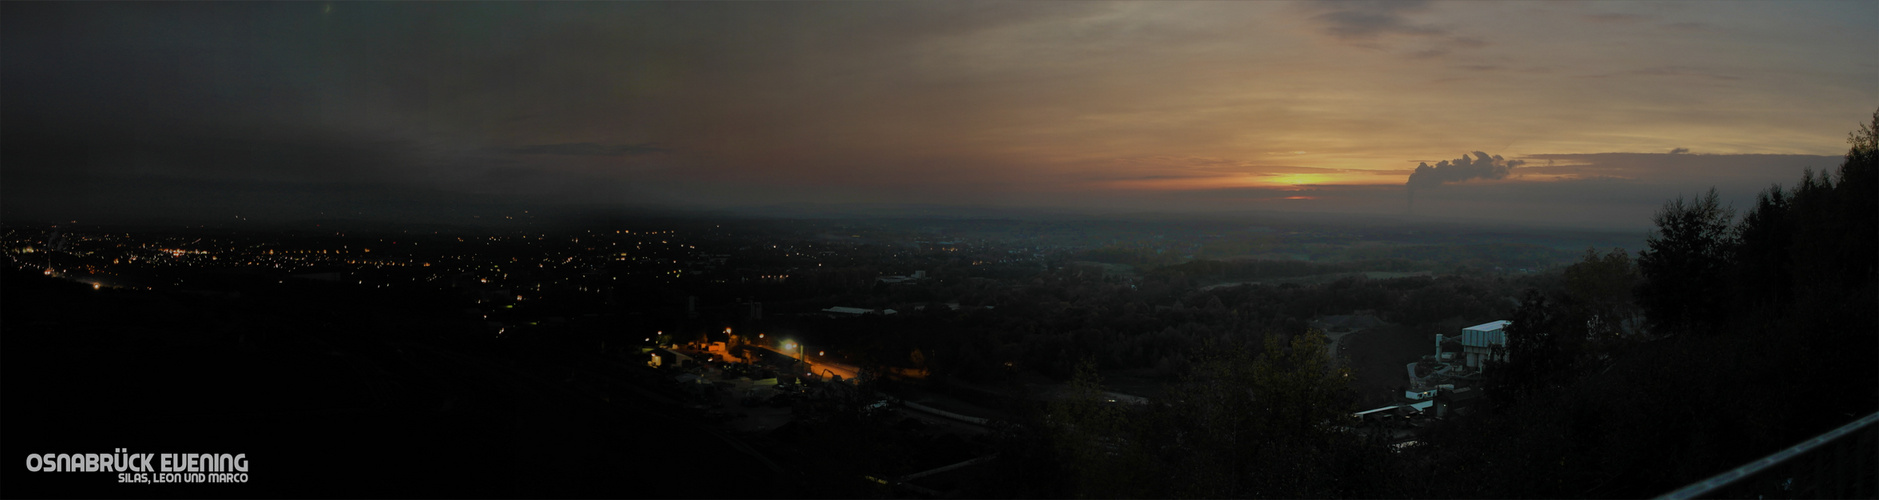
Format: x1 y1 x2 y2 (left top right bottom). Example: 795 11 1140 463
1 1 1872 228
1299 0 1489 58
491 143 671 157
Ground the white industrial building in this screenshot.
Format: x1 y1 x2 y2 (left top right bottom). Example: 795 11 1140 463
1459 320 1510 368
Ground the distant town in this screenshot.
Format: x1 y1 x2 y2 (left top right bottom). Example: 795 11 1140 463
2 213 1658 497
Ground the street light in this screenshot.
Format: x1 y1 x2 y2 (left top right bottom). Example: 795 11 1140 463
782 341 806 375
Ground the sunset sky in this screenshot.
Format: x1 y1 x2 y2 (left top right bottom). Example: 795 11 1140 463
4 1 1874 228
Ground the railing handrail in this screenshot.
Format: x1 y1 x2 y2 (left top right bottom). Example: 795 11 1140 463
1656 410 1879 500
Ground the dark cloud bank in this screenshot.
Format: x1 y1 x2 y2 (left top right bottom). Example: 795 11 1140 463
1406 151 1526 189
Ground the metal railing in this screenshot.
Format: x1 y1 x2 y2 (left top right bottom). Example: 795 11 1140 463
1658 411 1879 499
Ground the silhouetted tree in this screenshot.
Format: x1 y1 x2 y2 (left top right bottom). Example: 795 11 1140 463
1486 289 1584 407
1449 110 1879 498
1722 108 1876 332
1636 187 1735 337
1731 185 1794 314
1787 110 1879 315
1563 247 1642 345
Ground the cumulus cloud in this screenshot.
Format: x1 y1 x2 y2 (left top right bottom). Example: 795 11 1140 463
1405 151 1525 189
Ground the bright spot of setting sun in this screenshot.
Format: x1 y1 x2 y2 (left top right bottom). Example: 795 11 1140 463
1276 174 1326 186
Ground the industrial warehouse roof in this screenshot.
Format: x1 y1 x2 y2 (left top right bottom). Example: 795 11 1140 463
1461 320 1511 347
1465 320 1511 332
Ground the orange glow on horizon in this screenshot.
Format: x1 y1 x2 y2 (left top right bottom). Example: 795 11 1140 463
1271 174 1336 186
1093 169 1391 191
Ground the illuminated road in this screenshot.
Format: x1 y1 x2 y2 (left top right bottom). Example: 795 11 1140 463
753 344 860 382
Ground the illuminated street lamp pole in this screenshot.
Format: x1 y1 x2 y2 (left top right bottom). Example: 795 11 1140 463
784 341 806 377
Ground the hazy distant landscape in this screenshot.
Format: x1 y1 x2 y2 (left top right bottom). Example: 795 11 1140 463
3 1 1874 498
6 146 1872 496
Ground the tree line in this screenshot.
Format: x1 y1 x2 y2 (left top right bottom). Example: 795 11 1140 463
1454 109 1878 497
954 109 1877 498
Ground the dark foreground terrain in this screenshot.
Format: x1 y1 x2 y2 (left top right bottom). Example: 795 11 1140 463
1 270 780 498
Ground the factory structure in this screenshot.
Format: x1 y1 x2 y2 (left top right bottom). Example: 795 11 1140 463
1454 320 1511 369
1358 320 1511 425
1419 319 1511 380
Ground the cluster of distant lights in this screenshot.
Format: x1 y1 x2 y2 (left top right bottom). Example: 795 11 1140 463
10 224 988 300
